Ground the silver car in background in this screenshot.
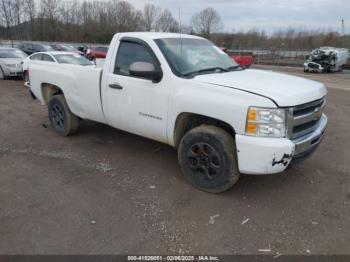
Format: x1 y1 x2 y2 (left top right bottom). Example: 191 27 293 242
0 48 28 79
22 51 95 87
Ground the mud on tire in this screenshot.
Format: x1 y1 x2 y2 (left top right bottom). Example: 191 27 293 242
178 125 240 193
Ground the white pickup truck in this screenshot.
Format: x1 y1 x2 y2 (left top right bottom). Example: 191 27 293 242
28 32 327 193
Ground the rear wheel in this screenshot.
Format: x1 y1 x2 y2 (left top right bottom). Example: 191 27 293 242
48 94 80 136
178 125 240 193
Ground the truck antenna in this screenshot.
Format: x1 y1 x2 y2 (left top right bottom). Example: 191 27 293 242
179 7 183 57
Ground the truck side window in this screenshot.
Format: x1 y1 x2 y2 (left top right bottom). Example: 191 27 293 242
114 41 156 76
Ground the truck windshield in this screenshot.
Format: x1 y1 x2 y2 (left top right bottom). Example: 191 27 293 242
155 38 240 77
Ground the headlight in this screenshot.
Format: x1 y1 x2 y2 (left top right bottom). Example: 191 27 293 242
246 107 287 138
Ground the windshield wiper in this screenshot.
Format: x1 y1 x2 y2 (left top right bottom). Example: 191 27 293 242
226 65 242 71
183 67 229 77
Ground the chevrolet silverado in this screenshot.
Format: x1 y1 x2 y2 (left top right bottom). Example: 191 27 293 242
28 32 328 193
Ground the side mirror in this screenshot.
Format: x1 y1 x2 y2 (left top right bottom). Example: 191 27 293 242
129 62 162 83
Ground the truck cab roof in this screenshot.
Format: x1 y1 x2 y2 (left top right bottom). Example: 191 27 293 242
115 32 203 40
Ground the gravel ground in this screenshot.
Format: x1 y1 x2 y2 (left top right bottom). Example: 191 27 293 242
0 66 349 255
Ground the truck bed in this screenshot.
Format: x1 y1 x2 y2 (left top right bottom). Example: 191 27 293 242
30 63 106 123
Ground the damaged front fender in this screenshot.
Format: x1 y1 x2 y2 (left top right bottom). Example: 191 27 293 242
235 134 295 175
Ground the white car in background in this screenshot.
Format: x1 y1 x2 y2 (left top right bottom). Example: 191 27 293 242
22 51 95 86
0 47 28 80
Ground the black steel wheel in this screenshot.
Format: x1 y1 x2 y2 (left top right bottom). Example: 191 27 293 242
178 125 240 193
50 103 65 133
187 142 223 180
48 94 80 136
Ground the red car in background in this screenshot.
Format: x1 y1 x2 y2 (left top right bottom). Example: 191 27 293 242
86 46 109 60
222 48 254 68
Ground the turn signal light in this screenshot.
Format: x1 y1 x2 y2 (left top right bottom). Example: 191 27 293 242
246 123 257 134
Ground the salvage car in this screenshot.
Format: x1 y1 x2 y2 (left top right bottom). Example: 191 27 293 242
22 52 94 85
304 47 349 73
28 33 328 193
0 47 28 79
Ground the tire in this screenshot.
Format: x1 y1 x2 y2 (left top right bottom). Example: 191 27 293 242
0 66 6 80
23 71 29 83
178 125 240 193
48 94 80 136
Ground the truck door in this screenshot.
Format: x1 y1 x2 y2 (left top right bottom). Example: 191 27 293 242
104 38 169 144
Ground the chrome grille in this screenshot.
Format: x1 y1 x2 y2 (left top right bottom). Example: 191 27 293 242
287 97 326 140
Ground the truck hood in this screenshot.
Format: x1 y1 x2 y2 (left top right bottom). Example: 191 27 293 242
193 69 327 107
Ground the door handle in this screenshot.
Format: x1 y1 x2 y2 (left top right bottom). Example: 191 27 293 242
109 83 123 90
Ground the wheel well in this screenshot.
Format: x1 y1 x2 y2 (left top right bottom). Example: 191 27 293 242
173 113 236 148
41 83 63 105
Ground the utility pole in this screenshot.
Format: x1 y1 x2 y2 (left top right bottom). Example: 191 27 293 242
341 19 345 36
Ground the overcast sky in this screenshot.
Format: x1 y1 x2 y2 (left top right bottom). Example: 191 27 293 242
121 0 349 34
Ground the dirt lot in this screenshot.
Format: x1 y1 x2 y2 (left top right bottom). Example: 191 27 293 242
0 66 349 256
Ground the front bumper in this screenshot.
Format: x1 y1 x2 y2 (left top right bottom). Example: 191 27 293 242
304 62 324 73
236 114 327 175
2 67 23 77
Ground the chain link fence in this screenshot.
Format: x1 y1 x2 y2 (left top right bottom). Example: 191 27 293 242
228 49 310 67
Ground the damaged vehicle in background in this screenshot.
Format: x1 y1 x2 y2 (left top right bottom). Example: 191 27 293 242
303 47 349 73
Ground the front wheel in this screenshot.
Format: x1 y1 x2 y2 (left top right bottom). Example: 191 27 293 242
48 94 80 136
23 71 29 83
0 67 6 80
178 125 240 193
